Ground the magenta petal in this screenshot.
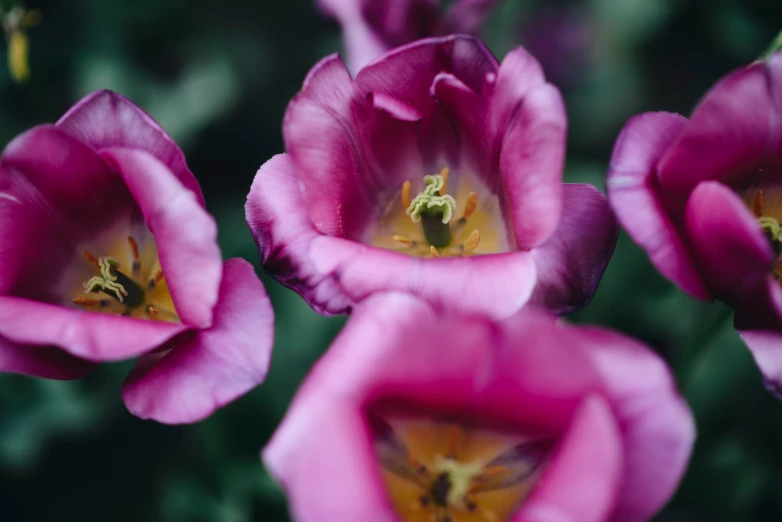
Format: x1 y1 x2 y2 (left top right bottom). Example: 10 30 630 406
738 329 782 398
578 327 696 522
0 163 73 297
246 154 354 315
0 296 186 360
100 147 222 329
499 82 567 249
1 125 133 237
488 46 546 146
658 61 776 194
56 90 205 206
529 184 618 315
684 181 773 308
607 112 712 300
355 35 498 110
121 258 274 424
0 335 95 380
309 238 537 319
515 396 622 522
283 54 376 239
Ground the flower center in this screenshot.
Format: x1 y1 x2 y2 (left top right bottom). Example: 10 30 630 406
370 168 507 258
374 417 549 522
748 190 782 280
71 236 179 322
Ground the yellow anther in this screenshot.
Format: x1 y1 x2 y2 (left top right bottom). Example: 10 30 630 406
401 180 412 209
754 191 764 217
463 230 480 254
430 245 441 257
464 192 478 219
439 167 449 195
392 234 412 245
146 304 159 316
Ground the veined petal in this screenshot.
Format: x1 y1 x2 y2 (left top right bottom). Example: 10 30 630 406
607 112 712 300
56 90 205 206
121 258 274 424
529 184 618 315
0 295 186 361
100 147 222 329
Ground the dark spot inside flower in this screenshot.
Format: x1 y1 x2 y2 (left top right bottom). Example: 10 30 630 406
430 472 452 507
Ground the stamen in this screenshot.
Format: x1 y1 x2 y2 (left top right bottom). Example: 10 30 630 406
146 304 159 316
82 251 101 270
393 234 415 246
464 192 477 219
462 230 481 254
754 191 764 217
148 269 164 290
402 180 412 209
127 236 141 278
430 246 441 257
72 296 109 308
439 168 449 196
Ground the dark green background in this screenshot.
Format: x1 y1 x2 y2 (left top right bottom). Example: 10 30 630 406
1 0 782 520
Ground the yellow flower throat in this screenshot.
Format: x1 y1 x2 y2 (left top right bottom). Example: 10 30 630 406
375 418 548 522
71 235 179 322
371 168 507 258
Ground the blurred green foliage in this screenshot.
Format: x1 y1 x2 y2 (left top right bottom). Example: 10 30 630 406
1 0 781 520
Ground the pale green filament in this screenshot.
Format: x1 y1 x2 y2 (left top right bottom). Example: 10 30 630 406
406 174 457 224
83 257 128 302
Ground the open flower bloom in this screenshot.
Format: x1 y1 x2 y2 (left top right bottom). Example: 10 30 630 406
246 36 617 319
0 90 274 423
317 0 503 73
607 51 782 395
263 292 694 522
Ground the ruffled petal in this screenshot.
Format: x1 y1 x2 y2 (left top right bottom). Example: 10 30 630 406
514 396 622 522
0 296 186 361
738 328 782 398
121 258 274 424
529 184 618 315
498 82 567 249
607 112 712 300
0 335 95 380
100 147 222 329
658 61 778 194
56 90 205 205
684 181 773 310
247 154 538 318
576 327 696 522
